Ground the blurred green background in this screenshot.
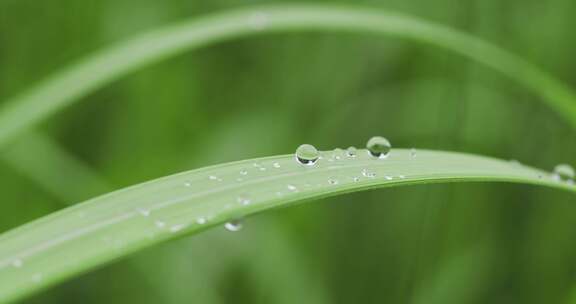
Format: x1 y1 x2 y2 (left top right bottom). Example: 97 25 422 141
1 0 575 303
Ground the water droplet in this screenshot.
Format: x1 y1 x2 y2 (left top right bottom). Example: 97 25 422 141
273 162 281 168
249 11 269 30
399 175 406 179
287 184 298 191
183 181 192 187
295 144 319 166
196 217 207 225
334 148 343 160
366 136 391 159
170 224 186 233
137 208 150 217
361 168 376 178
225 219 243 232
346 146 357 158
353 177 360 182
328 178 339 185
410 148 417 158
239 169 248 175
209 175 221 181
237 194 251 205
384 175 393 180
155 221 166 228
553 164 575 181
12 259 23 268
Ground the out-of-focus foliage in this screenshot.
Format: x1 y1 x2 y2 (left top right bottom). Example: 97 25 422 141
0 0 574 303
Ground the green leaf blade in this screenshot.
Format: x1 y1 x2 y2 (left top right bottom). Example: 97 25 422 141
0 148 574 303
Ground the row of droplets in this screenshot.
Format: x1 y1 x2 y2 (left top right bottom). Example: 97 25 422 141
296 136 392 166
152 135 574 236
223 137 392 233
229 137 392 232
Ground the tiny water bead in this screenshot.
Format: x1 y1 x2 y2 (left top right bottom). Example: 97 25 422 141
334 148 344 160
361 168 376 178
328 177 339 185
137 208 150 217
273 162 281 168
209 175 222 181
183 181 192 187
239 169 248 175
287 184 298 191
366 136 391 159
553 164 575 181
225 219 243 232
295 144 319 166
237 194 251 205
410 148 417 159
196 217 207 225
346 146 357 158
170 224 186 233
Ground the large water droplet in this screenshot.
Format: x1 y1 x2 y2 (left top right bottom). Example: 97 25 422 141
554 164 575 181
295 144 319 166
367 136 391 159
225 219 243 232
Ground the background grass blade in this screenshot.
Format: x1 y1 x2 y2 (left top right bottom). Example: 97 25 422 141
0 4 575 149
0 148 574 303
1 132 111 204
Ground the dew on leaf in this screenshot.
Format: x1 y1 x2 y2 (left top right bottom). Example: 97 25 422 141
366 136 391 159
295 144 319 166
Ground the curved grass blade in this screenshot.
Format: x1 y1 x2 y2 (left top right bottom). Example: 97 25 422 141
1 4 575 149
0 148 574 303
1 132 111 203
